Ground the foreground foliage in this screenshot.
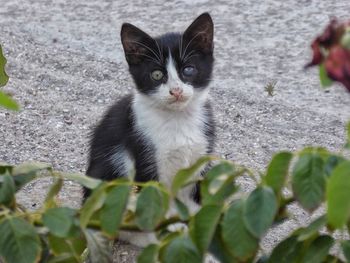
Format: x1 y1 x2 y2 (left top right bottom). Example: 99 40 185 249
0 131 350 263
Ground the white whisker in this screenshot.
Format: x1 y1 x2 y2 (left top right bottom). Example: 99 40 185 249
127 40 162 62
125 52 162 65
181 30 206 61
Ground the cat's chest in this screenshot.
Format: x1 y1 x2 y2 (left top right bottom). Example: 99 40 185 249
134 107 208 186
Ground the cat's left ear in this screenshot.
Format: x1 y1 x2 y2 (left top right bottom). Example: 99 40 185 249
183 13 214 54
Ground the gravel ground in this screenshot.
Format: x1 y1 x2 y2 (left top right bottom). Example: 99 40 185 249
1 0 350 262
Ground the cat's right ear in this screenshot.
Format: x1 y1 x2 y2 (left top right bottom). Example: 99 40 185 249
121 23 155 65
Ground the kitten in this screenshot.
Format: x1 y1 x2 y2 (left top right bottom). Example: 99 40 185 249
84 13 215 246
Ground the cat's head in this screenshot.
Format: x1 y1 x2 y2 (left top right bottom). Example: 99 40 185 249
121 13 214 111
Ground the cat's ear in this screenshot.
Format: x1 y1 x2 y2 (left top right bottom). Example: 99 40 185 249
121 23 156 64
183 13 214 54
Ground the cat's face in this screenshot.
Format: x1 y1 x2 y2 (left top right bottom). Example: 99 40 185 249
121 13 214 111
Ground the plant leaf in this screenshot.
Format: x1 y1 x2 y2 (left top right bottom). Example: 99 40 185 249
327 161 350 228
189 204 222 254
43 207 77 238
100 184 130 237
171 156 213 194
295 215 326 241
161 236 202 263
44 178 63 209
209 227 238 263
268 236 302 263
243 186 278 238
0 90 19 111
0 174 15 206
301 235 334 263
135 185 168 231
292 151 326 211
84 229 112 263
0 44 9 87
137 244 159 263
174 198 190 221
61 172 101 189
264 152 293 197
0 217 42 263
345 122 350 149
341 240 350 262
319 63 333 87
48 234 86 258
221 200 258 260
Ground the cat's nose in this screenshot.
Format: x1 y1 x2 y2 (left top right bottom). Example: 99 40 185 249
169 87 183 99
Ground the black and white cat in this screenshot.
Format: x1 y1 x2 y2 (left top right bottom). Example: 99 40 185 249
85 13 215 246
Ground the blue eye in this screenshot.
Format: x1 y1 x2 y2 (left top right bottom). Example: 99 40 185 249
182 66 197 77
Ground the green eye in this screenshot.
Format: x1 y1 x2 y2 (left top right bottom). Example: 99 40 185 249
151 70 164 81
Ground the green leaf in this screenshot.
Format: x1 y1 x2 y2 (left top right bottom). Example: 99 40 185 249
174 198 190 221
80 183 107 228
61 172 101 189
268 236 302 263
189 204 222 253
221 200 258 261
0 174 15 206
84 229 112 263
0 162 13 174
295 215 326 241
161 236 202 263
100 185 130 237
201 162 237 206
0 44 9 87
324 155 346 177
341 240 350 262
43 207 77 238
12 162 52 176
44 178 63 209
209 227 238 263
264 152 293 197
301 235 334 263
0 90 19 111
319 63 333 87
345 122 350 149
0 217 42 263
243 186 277 238
171 156 213 194
292 151 326 211
48 234 86 258
137 244 159 263
135 185 168 231
327 161 350 228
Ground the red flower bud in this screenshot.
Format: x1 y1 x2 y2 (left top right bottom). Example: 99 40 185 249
325 46 350 91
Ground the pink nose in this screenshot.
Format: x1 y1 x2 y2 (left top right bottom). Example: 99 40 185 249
169 87 183 99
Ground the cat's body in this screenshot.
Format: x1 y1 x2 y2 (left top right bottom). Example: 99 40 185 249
85 13 215 247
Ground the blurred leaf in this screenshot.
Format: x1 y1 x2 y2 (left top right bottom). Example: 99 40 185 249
201 162 237 206
319 63 333 87
0 162 13 174
171 156 213 194
48 234 86 260
174 198 190 221
264 152 293 197
209 227 238 263
161 236 202 263
324 155 346 177
100 185 130 237
0 217 42 263
43 207 77 238
301 235 334 263
189 204 222 254
12 162 52 176
135 185 168 231
0 90 19 111
292 151 325 211
0 44 9 87
137 244 159 263
346 122 350 149
84 229 111 263
221 200 258 261
61 172 101 189
295 215 326 241
44 178 63 209
268 236 302 263
48 254 79 263
0 174 15 206
80 183 107 228
341 240 350 262
327 161 350 228
243 186 277 238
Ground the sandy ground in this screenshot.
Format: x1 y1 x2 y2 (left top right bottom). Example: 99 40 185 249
1 0 350 262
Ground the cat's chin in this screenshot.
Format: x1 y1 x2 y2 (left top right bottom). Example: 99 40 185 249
164 99 191 111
